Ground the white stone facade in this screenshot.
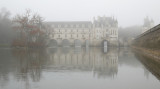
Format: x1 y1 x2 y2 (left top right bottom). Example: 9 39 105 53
46 16 118 46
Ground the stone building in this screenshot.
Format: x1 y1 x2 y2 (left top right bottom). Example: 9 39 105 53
142 16 154 33
45 16 118 47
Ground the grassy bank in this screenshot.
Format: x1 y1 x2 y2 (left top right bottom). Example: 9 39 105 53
132 46 160 62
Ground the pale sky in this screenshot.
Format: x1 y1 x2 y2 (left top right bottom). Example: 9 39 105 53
1 0 160 27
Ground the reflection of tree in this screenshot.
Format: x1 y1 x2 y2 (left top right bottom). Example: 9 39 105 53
11 49 48 89
0 47 119 88
0 49 12 88
0 72 9 88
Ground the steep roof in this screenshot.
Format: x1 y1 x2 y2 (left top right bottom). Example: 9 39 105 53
45 21 92 25
44 21 92 28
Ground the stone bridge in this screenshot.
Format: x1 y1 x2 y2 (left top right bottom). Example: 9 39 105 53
47 39 108 48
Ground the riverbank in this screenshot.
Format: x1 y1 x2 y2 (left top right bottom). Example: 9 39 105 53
132 46 160 62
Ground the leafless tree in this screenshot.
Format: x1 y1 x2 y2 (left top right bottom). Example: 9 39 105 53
12 9 46 47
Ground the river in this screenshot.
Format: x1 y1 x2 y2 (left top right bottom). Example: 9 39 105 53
0 47 160 89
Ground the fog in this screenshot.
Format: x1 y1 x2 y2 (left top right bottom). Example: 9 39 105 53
0 8 16 45
0 0 160 46
1 1 160 88
1 0 160 27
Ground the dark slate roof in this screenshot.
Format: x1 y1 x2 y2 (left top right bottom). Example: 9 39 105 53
44 21 92 28
45 21 92 24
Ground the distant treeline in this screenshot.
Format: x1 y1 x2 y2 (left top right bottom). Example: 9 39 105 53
118 26 142 46
0 8 16 46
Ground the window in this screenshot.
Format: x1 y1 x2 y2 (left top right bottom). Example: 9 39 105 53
58 25 61 28
71 24 73 28
85 24 88 28
88 24 90 28
65 24 68 27
82 24 84 28
76 24 79 28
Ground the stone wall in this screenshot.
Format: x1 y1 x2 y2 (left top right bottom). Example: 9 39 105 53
133 24 160 49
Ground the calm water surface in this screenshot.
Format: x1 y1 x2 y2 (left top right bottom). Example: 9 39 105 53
0 47 160 89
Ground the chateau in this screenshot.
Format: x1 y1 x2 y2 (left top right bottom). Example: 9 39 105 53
142 17 154 33
46 16 118 47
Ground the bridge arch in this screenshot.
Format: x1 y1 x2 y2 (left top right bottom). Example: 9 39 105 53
74 39 81 47
62 39 70 47
48 39 58 47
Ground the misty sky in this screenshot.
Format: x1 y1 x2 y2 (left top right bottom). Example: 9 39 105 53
1 0 160 27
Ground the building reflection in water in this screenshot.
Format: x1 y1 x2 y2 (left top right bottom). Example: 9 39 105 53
46 47 118 79
1 48 160 89
0 47 118 88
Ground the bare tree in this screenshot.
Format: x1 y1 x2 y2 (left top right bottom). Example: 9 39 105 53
12 9 46 48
